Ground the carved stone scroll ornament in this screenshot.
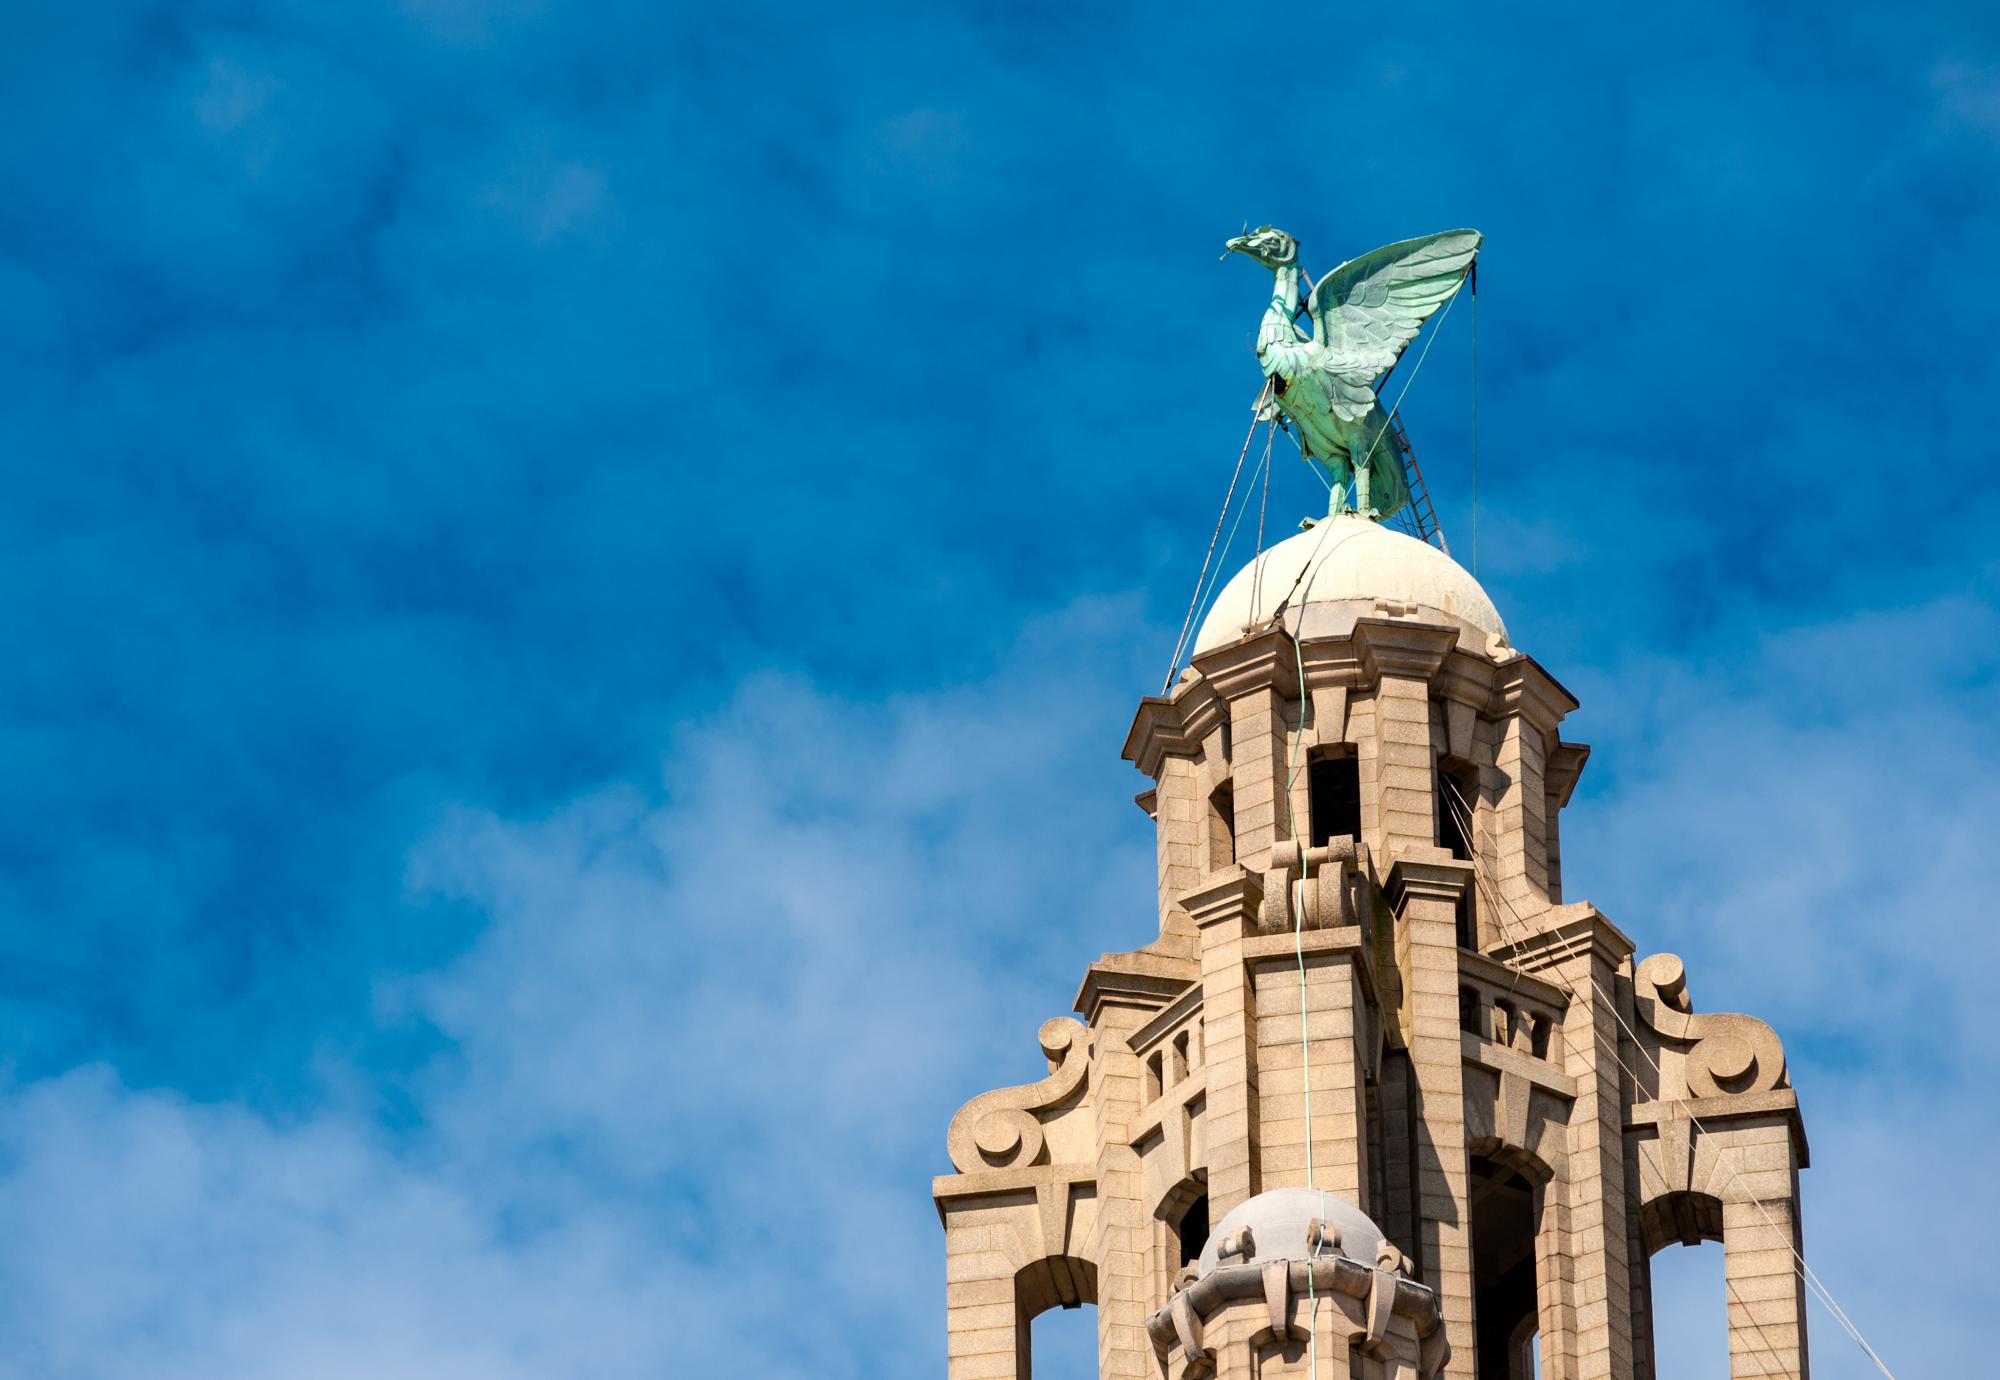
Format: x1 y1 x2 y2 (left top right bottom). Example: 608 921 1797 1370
1258 838 1362 933
1633 954 1788 1098
945 1017 1091 1172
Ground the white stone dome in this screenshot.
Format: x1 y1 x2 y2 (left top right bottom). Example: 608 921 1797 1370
1192 516 1507 657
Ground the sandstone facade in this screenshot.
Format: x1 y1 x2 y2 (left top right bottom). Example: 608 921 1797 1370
935 521 1809 1379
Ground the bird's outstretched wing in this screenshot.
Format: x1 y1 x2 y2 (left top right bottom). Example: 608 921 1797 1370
1306 229 1481 384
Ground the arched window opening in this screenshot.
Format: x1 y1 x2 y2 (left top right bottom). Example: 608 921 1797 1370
1639 1186 1726 1377
1436 759 1479 947
1016 1257 1099 1380
1470 1154 1540 1380
1026 1301 1097 1380
1460 985 1482 1036
1308 751 1361 845
1208 783 1236 870
1648 1234 1727 1378
1436 760 1477 860
1173 1193 1210 1267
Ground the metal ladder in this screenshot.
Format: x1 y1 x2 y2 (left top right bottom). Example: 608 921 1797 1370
1388 409 1449 555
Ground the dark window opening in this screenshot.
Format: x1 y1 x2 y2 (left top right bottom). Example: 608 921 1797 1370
1175 1195 1210 1267
1530 1017 1552 1060
1308 754 1361 845
1436 762 1476 861
1455 890 1478 950
1146 1051 1164 1102
1471 1155 1540 1380
1208 784 1236 870
1459 986 1481 1036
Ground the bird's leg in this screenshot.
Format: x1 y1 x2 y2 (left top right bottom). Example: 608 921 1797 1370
1326 463 1351 516
1355 459 1375 519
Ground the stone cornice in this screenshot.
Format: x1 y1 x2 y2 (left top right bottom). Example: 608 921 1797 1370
1239 924 1377 1004
1123 693 1194 778
932 1160 1098 1220
1492 903 1634 973
1298 638 1367 689
1431 652 1499 712
1180 870 1264 935
1123 672 1228 778
1490 656 1580 735
1384 852 1474 911
1457 946 1570 1010
1350 618 1460 683
1129 982 1206 1056
1626 1089 1811 1168
1546 742 1591 808
1074 949 1199 1026
1189 625 1298 699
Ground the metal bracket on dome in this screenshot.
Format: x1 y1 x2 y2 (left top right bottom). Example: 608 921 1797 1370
1261 1258 1295 1340
1168 1289 1211 1372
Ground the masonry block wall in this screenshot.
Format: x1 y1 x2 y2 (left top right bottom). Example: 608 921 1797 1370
936 612 1811 1380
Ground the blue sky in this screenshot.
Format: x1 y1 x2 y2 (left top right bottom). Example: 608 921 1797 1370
2 2 1996 1375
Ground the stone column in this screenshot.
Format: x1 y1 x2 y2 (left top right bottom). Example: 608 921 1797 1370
1386 855 1477 1380
1079 960 1192 1380
1250 940 1372 1205
1718 1120 1810 1380
1351 620 1459 860
942 1234 1026 1380
1521 912 1638 1380
1184 875 1265 1221
1154 752 1204 929
1489 662 1577 918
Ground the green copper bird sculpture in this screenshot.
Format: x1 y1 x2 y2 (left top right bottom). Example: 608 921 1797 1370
1224 226 1480 520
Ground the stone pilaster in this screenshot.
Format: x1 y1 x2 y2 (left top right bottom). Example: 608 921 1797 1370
1509 910 1639 1380
1489 660 1578 918
1078 957 1196 1380
1155 753 1203 930
1248 933 1372 1206
1352 621 1458 863
1184 874 1264 1220
1192 633 1297 870
1718 1119 1810 1380
1386 853 1477 1380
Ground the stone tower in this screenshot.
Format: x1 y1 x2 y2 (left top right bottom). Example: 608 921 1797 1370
935 517 1811 1379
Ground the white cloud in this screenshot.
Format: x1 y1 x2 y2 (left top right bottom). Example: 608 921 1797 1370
0 593 1986 1376
0 603 1154 1378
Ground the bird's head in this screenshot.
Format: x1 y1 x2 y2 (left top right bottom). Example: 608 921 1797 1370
1222 225 1298 269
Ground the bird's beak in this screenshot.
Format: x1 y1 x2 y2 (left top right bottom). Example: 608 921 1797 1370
1221 235 1250 261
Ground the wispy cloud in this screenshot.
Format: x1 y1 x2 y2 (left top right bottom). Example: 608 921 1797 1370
1 0 1994 1374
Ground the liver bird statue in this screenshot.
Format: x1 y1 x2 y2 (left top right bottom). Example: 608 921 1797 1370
1223 226 1480 520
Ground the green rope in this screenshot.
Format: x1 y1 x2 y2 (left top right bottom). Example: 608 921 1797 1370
1278 631 1320 1372
1179 435 1272 669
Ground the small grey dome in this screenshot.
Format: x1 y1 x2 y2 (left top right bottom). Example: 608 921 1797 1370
1193 1186 1387 1276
